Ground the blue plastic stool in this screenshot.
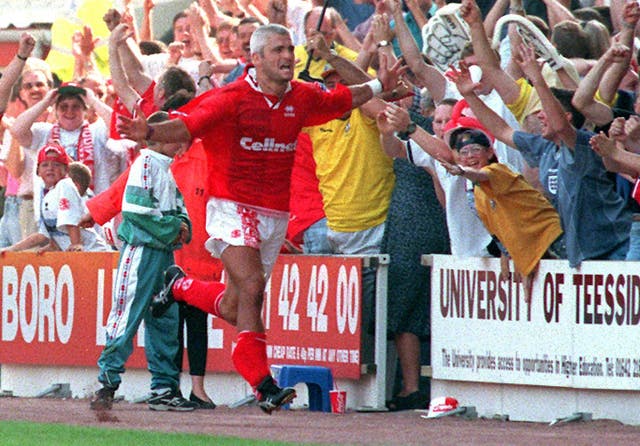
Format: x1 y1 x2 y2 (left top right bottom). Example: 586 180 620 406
271 365 334 412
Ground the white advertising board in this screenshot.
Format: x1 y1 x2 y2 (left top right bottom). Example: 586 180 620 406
430 255 640 390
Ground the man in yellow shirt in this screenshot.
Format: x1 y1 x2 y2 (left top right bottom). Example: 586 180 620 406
294 6 359 81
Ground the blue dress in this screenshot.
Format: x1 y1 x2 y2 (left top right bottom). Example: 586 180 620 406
381 158 449 339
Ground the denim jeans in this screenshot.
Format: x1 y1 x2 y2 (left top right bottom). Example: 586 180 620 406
625 221 640 260
302 217 332 254
0 196 22 248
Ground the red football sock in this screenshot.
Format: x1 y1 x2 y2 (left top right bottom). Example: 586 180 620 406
232 331 271 388
172 277 226 317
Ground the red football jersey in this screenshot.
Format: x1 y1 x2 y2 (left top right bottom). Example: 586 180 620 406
178 68 352 212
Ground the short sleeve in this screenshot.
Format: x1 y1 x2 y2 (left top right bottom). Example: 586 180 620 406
55 179 85 228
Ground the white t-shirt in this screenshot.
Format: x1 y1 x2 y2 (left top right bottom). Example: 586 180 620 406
406 140 492 257
38 177 109 251
141 53 202 86
28 119 122 195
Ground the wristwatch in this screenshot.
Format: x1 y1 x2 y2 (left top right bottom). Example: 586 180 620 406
397 122 417 141
376 40 390 49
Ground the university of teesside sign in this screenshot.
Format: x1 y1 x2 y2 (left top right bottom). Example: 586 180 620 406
430 254 640 390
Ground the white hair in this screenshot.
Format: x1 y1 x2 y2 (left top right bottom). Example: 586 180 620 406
250 24 292 56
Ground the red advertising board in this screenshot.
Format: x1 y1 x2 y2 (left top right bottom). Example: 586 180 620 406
0 253 362 379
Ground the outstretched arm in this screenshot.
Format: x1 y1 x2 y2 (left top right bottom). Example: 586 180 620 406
377 102 456 163
108 24 145 113
440 159 490 183
117 104 192 143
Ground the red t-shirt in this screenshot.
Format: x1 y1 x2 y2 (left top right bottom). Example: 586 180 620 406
178 68 352 212
286 133 325 245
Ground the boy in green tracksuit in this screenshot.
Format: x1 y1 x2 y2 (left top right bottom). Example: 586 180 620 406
90 111 196 411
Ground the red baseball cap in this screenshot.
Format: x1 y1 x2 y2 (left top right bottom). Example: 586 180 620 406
37 142 71 166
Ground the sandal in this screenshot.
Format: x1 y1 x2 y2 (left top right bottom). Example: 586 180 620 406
386 391 427 412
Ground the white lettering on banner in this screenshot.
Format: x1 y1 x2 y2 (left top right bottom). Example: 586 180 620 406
277 263 300 330
439 268 531 321
266 343 360 365
95 269 107 346
239 137 296 152
1 265 73 343
207 315 224 349
306 264 329 332
430 255 640 390
336 265 359 335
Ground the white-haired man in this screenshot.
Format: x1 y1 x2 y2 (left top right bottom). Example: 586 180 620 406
117 23 403 414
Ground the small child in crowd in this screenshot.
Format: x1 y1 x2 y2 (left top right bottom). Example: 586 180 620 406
91 111 197 412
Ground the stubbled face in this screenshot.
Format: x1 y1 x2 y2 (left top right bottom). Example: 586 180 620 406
252 33 295 84
55 97 86 131
20 71 50 107
305 10 336 45
456 144 493 169
38 159 67 188
432 104 454 140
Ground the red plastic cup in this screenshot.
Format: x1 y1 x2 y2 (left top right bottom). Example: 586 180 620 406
329 390 346 414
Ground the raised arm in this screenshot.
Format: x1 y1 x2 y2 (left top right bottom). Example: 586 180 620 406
515 43 576 148
483 0 509 39
330 9 362 52
540 0 577 29
460 0 520 105
307 30 408 106
447 62 517 148
108 24 145 113
71 26 98 81
572 44 627 127
598 1 640 105
404 0 429 30
187 3 218 63
140 0 155 41
84 87 113 125
11 89 58 148
0 33 35 113
389 0 448 102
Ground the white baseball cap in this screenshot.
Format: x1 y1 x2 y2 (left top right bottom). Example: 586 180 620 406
426 396 459 418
